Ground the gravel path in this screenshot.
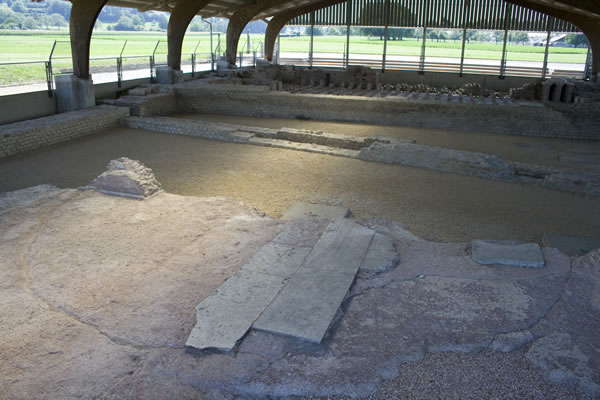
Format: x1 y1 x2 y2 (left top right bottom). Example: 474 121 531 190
0 124 598 243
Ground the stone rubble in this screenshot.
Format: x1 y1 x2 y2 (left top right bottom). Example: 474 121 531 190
89 157 163 199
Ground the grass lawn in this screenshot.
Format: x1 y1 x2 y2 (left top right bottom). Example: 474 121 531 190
0 30 587 86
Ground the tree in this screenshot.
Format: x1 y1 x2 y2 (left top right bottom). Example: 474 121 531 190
22 15 37 29
449 30 462 42
131 14 144 29
509 32 528 45
327 27 340 36
47 0 70 20
0 4 15 24
49 13 67 28
493 31 503 44
304 26 324 36
156 13 168 30
10 0 26 13
189 21 203 32
565 33 589 48
114 16 135 31
0 15 21 29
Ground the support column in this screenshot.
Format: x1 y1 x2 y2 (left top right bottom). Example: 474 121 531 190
419 0 429 75
541 17 553 79
264 0 346 62
165 0 210 84
459 0 469 76
70 0 107 80
58 0 107 112
309 12 314 68
499 3 511 78
382 0 390 72
345 0 351 68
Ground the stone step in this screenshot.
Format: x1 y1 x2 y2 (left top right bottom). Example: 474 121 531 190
253 219 375 343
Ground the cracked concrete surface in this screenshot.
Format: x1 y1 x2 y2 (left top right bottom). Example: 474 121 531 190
0 185 598 399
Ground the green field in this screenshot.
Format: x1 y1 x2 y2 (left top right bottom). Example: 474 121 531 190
0 30 588 86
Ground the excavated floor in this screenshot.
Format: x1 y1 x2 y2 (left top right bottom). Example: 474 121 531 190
0 183 598 399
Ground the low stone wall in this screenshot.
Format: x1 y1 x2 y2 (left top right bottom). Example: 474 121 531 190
108 90 177 117
0 105 129 158
175 84 596 140
122 116 600 196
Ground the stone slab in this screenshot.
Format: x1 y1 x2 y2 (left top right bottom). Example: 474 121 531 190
186 269 286 351
299 219 375 275
281 202 351 220
542 232 600 257
186 240 311 351
472 240 545 268
253 269 357 343
253 219 375 342
242 242 312 278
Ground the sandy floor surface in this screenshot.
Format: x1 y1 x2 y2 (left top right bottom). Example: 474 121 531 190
0 124 598 243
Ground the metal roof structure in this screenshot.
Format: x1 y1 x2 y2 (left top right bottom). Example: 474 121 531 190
104 0 317 20
289 0 579 32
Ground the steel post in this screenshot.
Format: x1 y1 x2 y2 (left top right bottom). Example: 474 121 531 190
345 0 351 68
202 18 214 71
499 4 511 79
382 0 390 72
542 17 553 80
309 12 314 68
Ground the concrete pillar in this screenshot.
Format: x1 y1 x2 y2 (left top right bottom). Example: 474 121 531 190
55 74 96 113
69 0 107 80
226 8 258 66
156 65 184 84
264 0 347 62
167 0 211 78
60 0 106 112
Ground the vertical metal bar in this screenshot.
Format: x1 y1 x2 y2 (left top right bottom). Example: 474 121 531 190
117 57 122 88
309 12 314 68
150 56 154 83
202 19 214 71
584 44 592 80
382 0 390 72
345 0 351 68
45 61 53 97
499 3 511 79
541 17 553 80
459 0 469 76
277 34 281 64
192 53 196 77
459 27 467 76
419 0 428 74
247 30 251 53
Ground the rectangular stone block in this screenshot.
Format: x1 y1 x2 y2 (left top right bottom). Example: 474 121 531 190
472 240 545 268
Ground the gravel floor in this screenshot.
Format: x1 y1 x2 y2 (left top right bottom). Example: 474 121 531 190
0 123 598 243
310 351 590 400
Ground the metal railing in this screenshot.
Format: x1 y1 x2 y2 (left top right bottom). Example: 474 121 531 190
280 55 585 79
0 37 216 96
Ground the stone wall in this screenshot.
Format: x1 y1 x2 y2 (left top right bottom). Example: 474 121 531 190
0 105 129 158
108 90 177 117
175 84 597 140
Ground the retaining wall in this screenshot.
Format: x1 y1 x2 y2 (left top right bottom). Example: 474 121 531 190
0 105 129 158
176 84 596 140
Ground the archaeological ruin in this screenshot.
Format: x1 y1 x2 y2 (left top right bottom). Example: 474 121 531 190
1 0 599 399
